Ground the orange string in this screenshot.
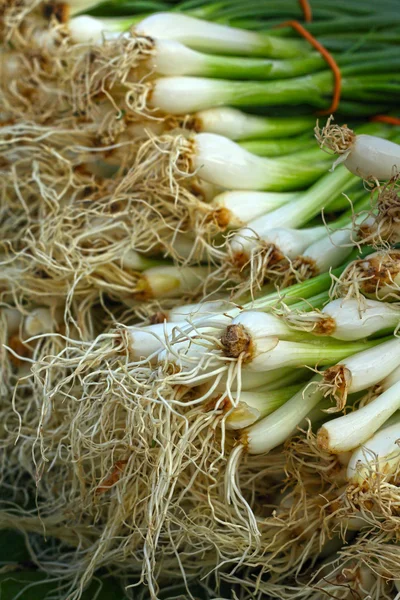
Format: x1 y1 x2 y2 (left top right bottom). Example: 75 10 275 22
371 115 400 126
299 0 312 22
276 20 342 114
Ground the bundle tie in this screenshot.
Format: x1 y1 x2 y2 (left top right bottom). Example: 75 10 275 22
371 115 400 126
299 0 312 22
276 19 341 115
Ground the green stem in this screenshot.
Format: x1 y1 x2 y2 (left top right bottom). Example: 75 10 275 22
239 135 313 157
283 336 383 367
205 72 400 111
248 271 339 311
232 115 315 139
263 166 356 229
305 14 400 36
288 291 331 312
203 53 326 80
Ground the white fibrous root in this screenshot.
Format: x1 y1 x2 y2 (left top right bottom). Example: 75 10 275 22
333 249 400 301
6 4 400 599
358 178 400 246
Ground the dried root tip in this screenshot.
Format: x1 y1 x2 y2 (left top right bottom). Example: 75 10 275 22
378 184 400 215
260 243 285 267
357 220 396 247
334 250 400 299
164 114 201 133
203 395 231 413
357 223 376 242
312 316 337 336
360 184 400 245
206 208 232 231
232 252 250 271
239 432 249 450
319 365 352 412
221 324 252 360
285 311 336 336
43 2 69 22
278 256 318 287
148 311 168 324
314 115 355 154
232 244 284 276
131 277 153 301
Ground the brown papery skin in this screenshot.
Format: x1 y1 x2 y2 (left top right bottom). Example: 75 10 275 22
164 115 202 133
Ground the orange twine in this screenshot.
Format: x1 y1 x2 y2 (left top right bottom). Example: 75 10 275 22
371 115 400 126
276 19 342 114
299 0 312 22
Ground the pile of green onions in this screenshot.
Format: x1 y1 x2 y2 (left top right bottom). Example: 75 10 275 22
3 1 400 599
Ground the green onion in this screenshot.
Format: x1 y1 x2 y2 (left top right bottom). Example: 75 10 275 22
239 375 323 455
318 337 400 411
149 72 400 115
209 190 298 229
318 378 400 453
347 414 400 484
224 383 302 430
335 250 400 301
316 119 400 181
229 166 356 258
135 12 309 57
220 311 380 373
285 298 400 341
133 265 210 299
186 133 329 191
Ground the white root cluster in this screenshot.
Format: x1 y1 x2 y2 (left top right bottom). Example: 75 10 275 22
4 6 400 600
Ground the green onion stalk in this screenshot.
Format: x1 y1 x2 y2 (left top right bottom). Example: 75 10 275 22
87 0 400 24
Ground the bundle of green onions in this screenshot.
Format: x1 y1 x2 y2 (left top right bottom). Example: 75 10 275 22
4 1 400 599
1 247 399 598
3 0 400 311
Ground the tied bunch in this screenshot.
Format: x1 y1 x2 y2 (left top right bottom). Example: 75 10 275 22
2 1 400 599
3 0 400 315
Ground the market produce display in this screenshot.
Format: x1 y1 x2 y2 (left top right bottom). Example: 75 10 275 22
2 1 400 598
